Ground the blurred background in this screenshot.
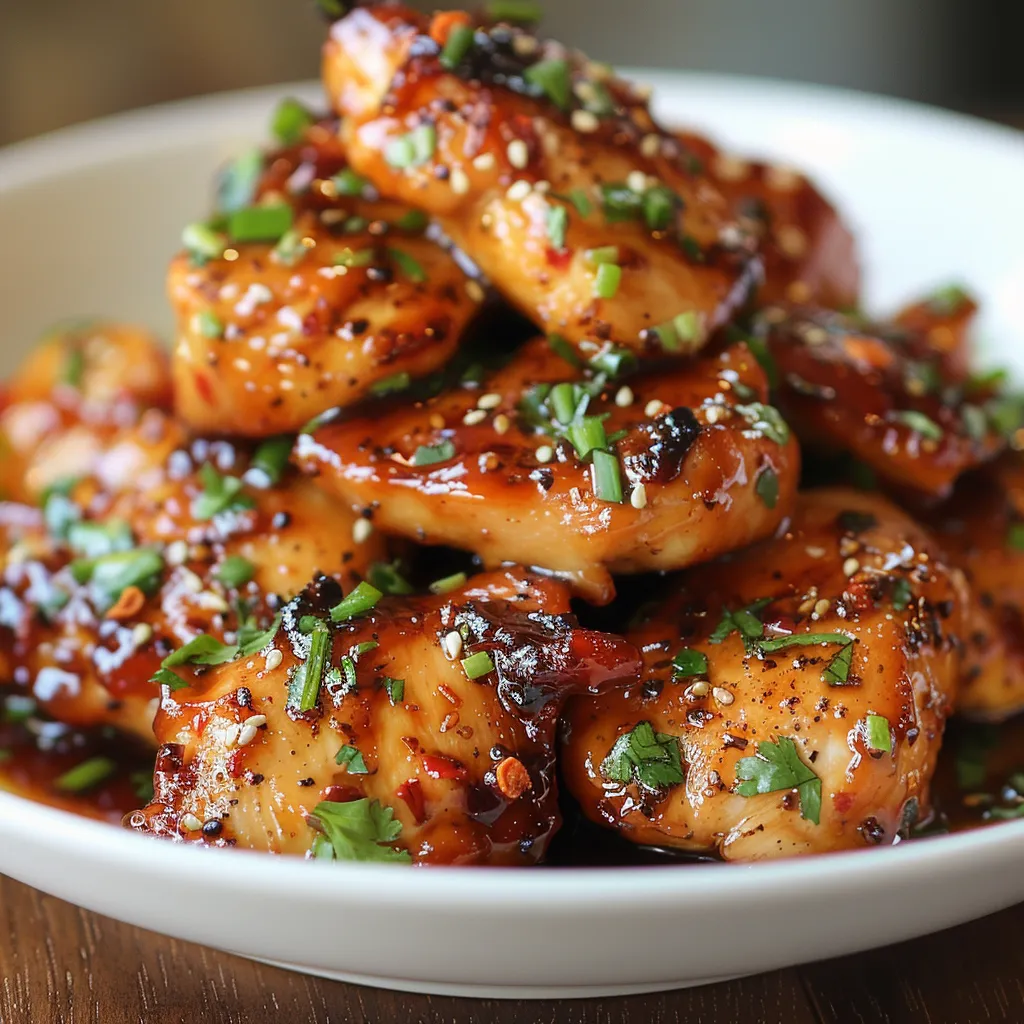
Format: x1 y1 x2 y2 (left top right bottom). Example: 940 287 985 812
1 0 1022 145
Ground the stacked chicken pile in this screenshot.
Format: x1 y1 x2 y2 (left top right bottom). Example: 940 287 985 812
2 1 1022 865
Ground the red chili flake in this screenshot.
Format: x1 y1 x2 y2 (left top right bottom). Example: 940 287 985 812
545 247 573 271
420 754 468 781
323 785 363 804
226 749 247 778
833 791 855 814
397 778 426 824
194 372 215 405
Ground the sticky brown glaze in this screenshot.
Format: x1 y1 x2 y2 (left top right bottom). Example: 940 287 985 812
0 419 385 744
761 300 1003 498
561 489 968 860
928 456 1024 721
0 322 172 502
322 4 759 360
674 130 860 309
295 337 799 603
168 118 482 437
128 569 641 865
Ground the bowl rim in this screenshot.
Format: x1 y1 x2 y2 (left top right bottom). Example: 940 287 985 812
1 71 1023 909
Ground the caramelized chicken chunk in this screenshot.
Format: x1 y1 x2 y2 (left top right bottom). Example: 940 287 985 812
0 418 384 744
321 3 758 361
1 322 172 502
674 130 860 309
761 297 1004 498
296 337 799 603
561 489 968 860
929 456 1024 721
169 118 482 436
129 569 640 865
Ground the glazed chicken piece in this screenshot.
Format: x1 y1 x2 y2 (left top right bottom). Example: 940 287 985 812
168 117 483 436
760 296 1004 498
129 568 640 865
929 456 1024 721
0 321 172 502
296 336 799 603
321 3 759 361
674 130 859 310
0 418 385 744
561 488 969 860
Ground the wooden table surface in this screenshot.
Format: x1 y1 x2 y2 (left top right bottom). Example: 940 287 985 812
1 871 1022 1024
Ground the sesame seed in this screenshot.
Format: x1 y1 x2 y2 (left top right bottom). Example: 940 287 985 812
265 648 284 671
713 154 751 182
630 482 648 509
704 404 727 425
843 557 861 577
839 537 861 557
479 451 500 472
627 170 649 193
571 110 600 134
535 445 554 463
493 413 511 435
180 813 203 833
813 598 832 618
806 546 826 559
246 714 268 730
165 540 188 566
477 392 502 410
506 180 532 202
465 280 486 303
776 224 808 259
615 385 634 408
196 592 229 612
507 140 529 169
712 686 735 706
472 152 496 172
428 413 446 430
237 721 262 747
180 570 204 594
786 280 812 304
688 680 710 698
132 623 153 647
644 399 664 418
450 168 470 195
463 409 487 426
352 518 374 544
798 597 817 615
442 630 463 660
640 133 661 158
512 34 538 57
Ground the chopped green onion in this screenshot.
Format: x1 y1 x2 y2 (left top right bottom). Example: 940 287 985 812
546 205 568 250
524 58 572 111
388 248 428 283
329 581 383 623
248 435 293 487
589 345 637 378
755 466 779 509
1007 523 1024 552
341 215 370 235
336 744 369 774
62 347 85 388
735 403 791 445
217 148 264 214
288 624 332 712
334 248 375 269
865 713 892 753
43 489 80 541
333 168 370 197
271 97 314 146
485 0 543 21
228 204 294 244
370 371 412 397
549 382 578 425
600 183 642 222
960 404 988 442
216 555 256 588
394 209 429 233
273 229 308 267
54 757 116 793
315 0 346 19
461 651 496 679
238 613 282 656
193 464 255 520
672 648 709 678
591 449 623 503
385 124 437 169
440 23 475 69
67 519 133 559
548 334 584 369
383 676 406 705
928 284 970 315
429 571 467 595
653 311 702 353
412 440 456 466
182 222 227 262
642 186 677 231
555 188 593 217
2 696 35 724
585 246 619 267
71 549 165 605
368 561 415 596
567 415 607 459
194 309 224 339
593 262 622 299
891 410 943 442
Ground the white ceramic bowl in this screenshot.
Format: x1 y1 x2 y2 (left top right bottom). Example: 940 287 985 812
1 73 1023 1000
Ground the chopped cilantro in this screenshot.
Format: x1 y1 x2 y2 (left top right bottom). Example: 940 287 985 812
891 409 943 441
237 613 282 657
890 577 913 611
865 713 892 753
523 58 572 111
163 634 239 668
600 721 685 792
217 148 264 215
310 798 411 864
754 466 779 508
335 744 369 774
672 648 708 679
735 736 821 825
411 440 456 466
271 97 314 146
368 561 415 596
382 676 405 705
67 519 133 558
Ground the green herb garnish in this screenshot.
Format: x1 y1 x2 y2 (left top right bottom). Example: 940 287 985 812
54 756 117 794
310 798 411 864
755 466 779 509
228 204 294 244
735 736 821 825
385 124 437 169
461 651 495 679
524 58 572 110
672 648 708 679
192 464 255 520
216 555 256 589
382 676 406 705
271 97 314 146
600 721 684 792
336 744 369 774
329 581 383 623
287 623 332 712
412 440 456 466
865 713 892 753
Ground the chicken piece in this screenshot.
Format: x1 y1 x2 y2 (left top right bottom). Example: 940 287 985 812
674 130 859 310
296 336 799 603
761 299 1004 498
0 421 385 744
561 488 969 860
169 117 483 437
128 569 640 865
321 4 759 361
929 456 1024 721
0 322 172 502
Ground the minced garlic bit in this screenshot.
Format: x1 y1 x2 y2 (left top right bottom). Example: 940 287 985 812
442 630 463 660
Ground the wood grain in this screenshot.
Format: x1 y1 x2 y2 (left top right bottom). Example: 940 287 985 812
0 874 1021 1024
